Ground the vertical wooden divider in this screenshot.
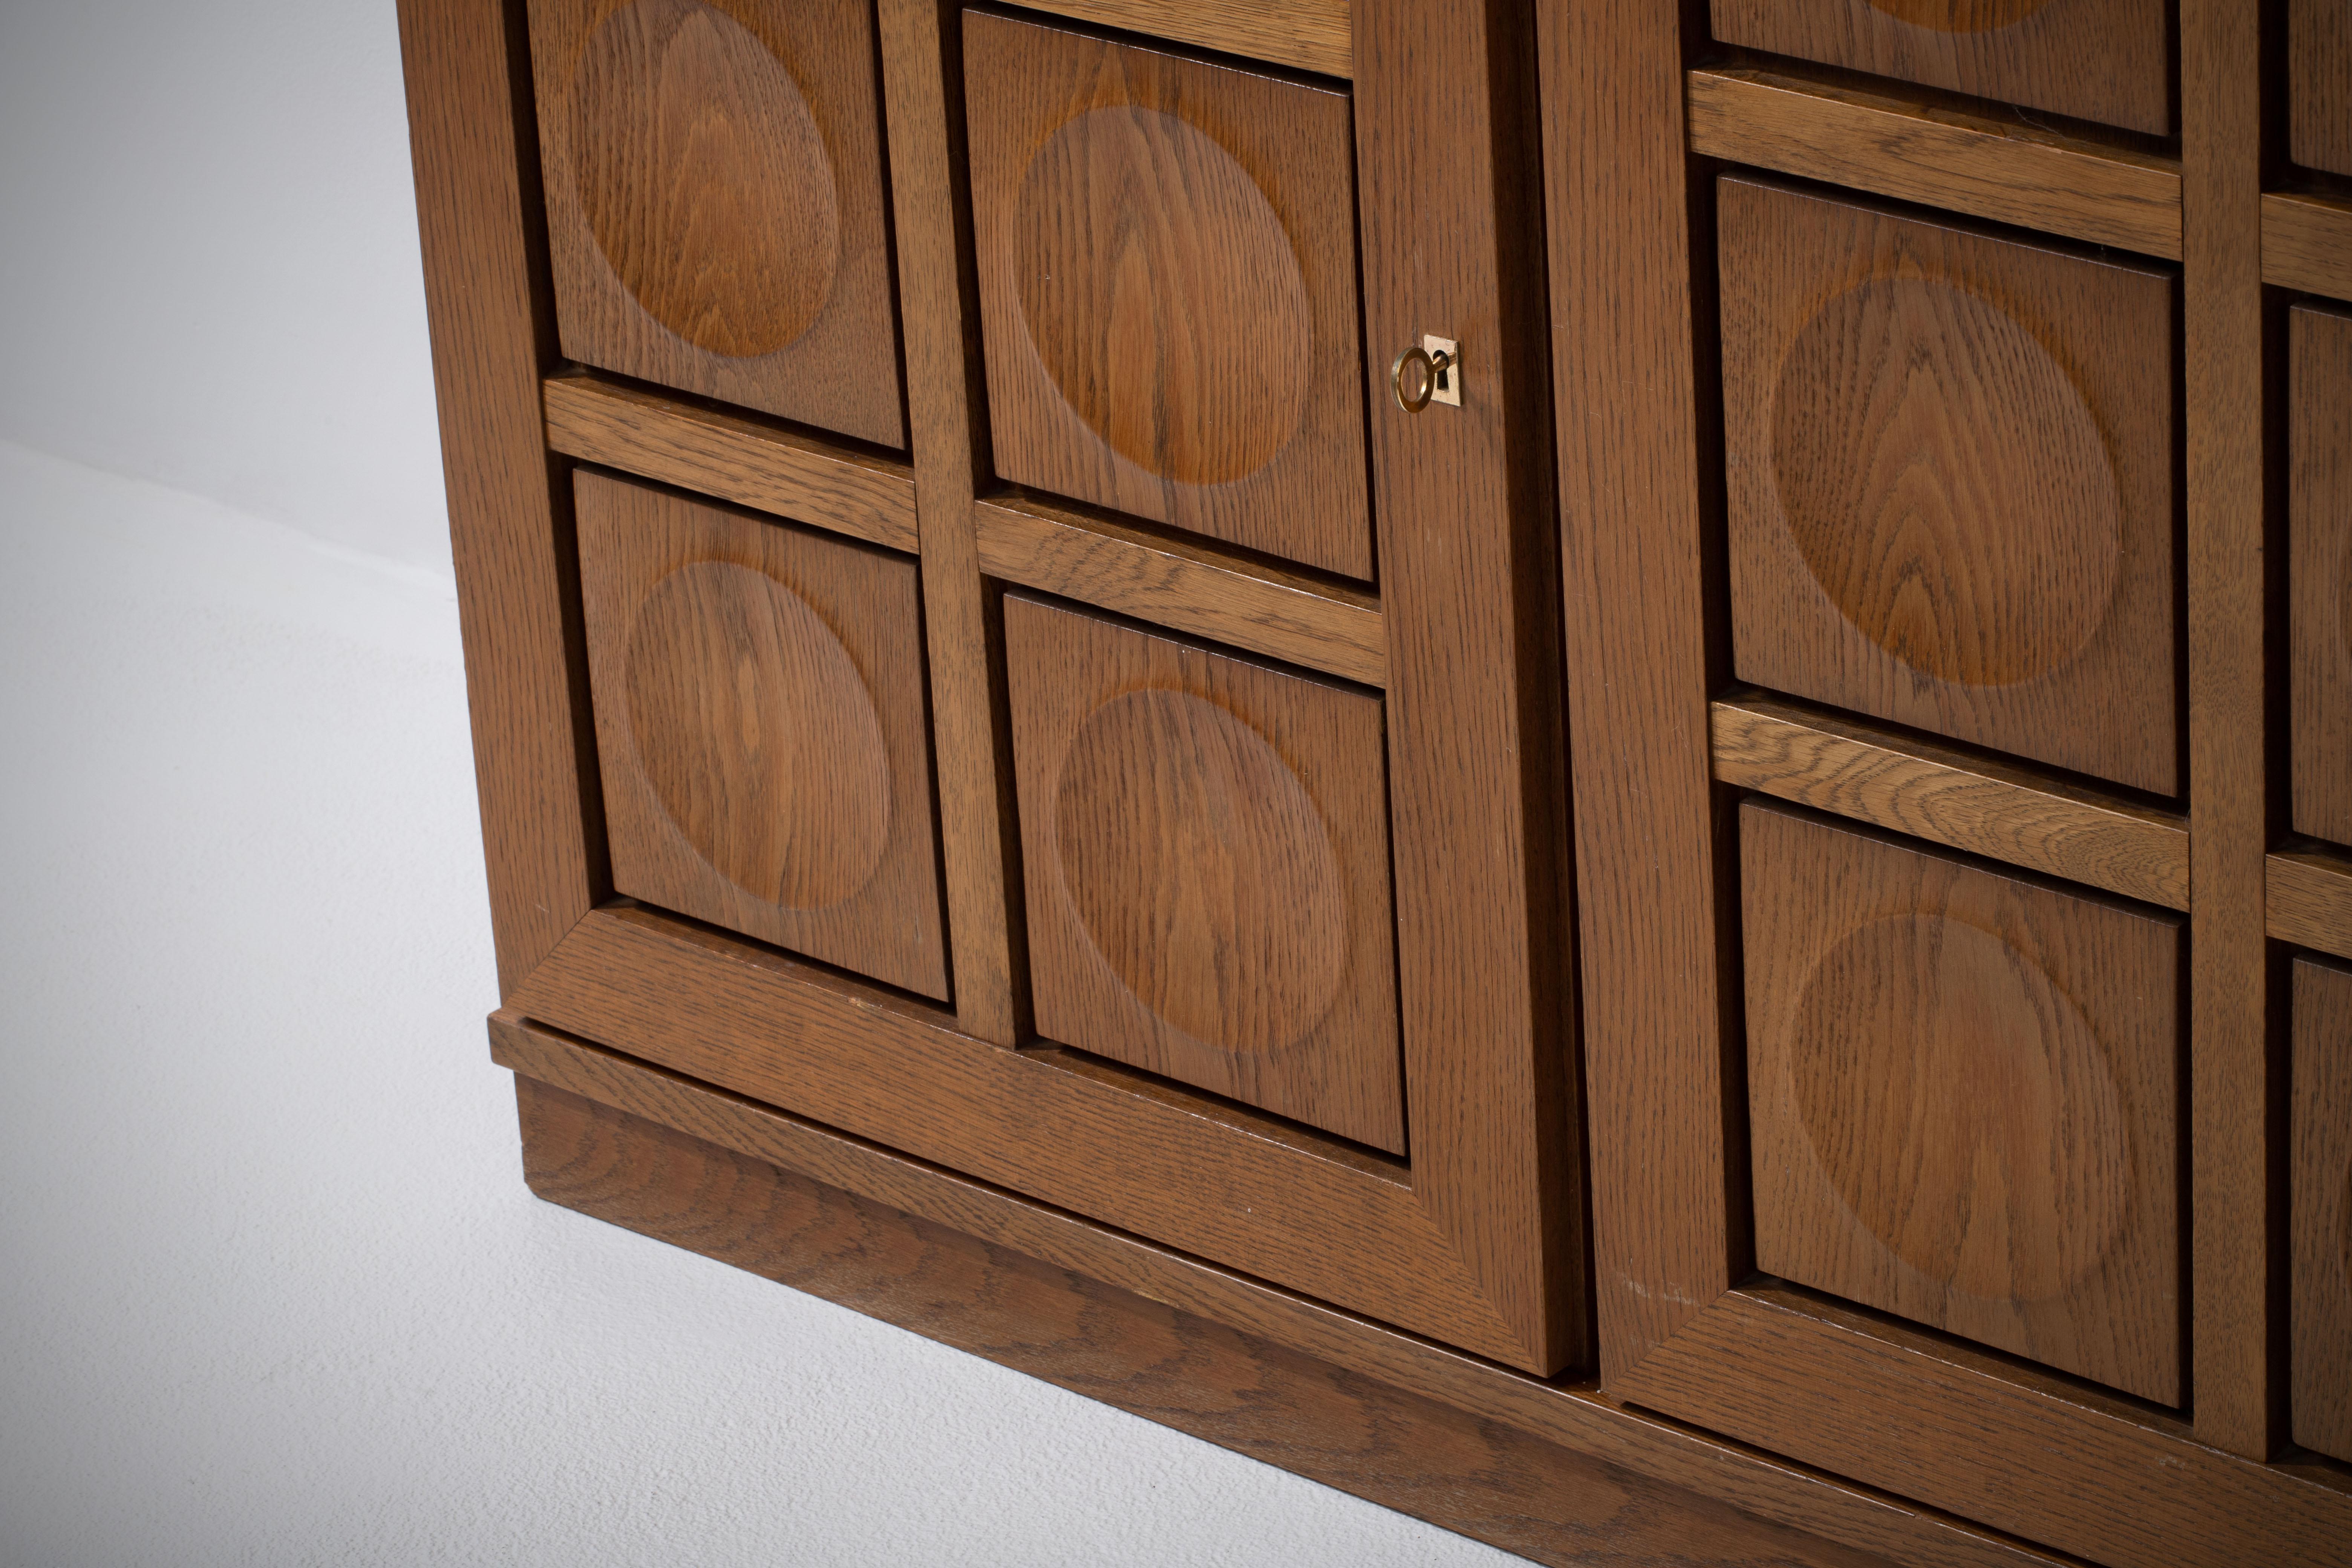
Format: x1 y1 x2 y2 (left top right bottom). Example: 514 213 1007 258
878 0 1024 1044
1540 0 1726 1382
397 0 601 995
2181 0 2274 1459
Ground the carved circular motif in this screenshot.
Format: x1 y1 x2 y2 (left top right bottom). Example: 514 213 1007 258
625 561 889 910
1055 689 1347 1053
1016 107 1313 487
574 0 838 358
1864 0 2054 31
1787 914 2131 1304
1772 277 2124 688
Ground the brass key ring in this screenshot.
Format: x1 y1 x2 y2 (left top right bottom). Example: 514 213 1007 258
1391 343 1457 413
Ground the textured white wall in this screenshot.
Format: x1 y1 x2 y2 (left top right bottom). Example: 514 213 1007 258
0 0 451 576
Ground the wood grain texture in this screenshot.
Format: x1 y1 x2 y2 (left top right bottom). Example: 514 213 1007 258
1001 0 1352 78
1003 595 1404 1152
513 1073 1907 1568
1721 176 2179 795
965 12 1370 577
576 473 949 998
509 904 1556 1364
1741 802 2183 1403
542 372 919 550
2182 0 2274 1461
493 1016 2078 1568
1687 66 2183 259
528 0 904 444
1543 0 1729 1382
1712 695 2191 909
2292 956 2352 1462
1617 1284 2352 1568
1708 0 2172 134
2265 191 2352 303
1355 0 1581 1377
877 0 1023 1043
397 0 599 994
973 492 1387 686
2294 304 2352 847
2272 846 2352 962
2292 0 2352 177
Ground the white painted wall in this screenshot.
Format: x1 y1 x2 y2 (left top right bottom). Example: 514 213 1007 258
0 0 451 576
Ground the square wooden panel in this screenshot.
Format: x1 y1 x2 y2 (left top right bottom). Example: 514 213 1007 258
528 0 906 447
1741 800 2183 1404
1003 594 1404 1153
2293 304 2352 848
577 471 949 999
1721 178 2179 795
2293 955 2352 1462
2293 0 2352 177
964 11 1373 580
1710 0 2171 135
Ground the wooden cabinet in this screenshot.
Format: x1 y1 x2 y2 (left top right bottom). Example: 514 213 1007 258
401 1 2352 1563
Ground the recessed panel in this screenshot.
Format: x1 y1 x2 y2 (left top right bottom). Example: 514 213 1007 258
1722 178 2179 795
1711 0 2171 135
1742 801 2182 1403
578 472 948 998
1004 595 1404 1152
2294 305 2352 849
965 12 1372 579
2293 0 2352 177
2293 956 2352 1462
529 0 905 445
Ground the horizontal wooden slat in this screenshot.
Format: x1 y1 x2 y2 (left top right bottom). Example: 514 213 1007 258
1004 0 1349 77
2271 844 2352 959
2264 190 2352 302
542 372 919 551
1711 695 2190 909
1620 1286 2352 1568
506 904 1559 1363
1687 66 2183 259
496 1016 2068 1568
973 493 1387 686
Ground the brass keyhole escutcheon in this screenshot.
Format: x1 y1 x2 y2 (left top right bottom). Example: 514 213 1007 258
1392 335 1461 413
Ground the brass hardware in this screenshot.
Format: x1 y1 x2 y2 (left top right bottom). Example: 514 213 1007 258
1391 334 1461 413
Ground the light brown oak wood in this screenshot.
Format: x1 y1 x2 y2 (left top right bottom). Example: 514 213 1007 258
965 12 1371 577
1709 0 2171 135
2181 0 2274 1460
576 473 949 999
542 372 918 551
1615 1284 2352 1568
2294 303 2352 848
1004 0 1352 78
1721 176 2179 795
1686 66 2183 259
972 492 1386 686
398 0 601 994
508 903 1559 1364
2265 191 2352 303
2293 0 2352 177
1711 695 2191 909
1740 801 2182 1403
2293 955 2352 1464
1003 594 1403 1152
512 1072 1916 1568
2272 846 2352 963
493 1015 2075 1568
877 0 1024 1043
528 0 905 444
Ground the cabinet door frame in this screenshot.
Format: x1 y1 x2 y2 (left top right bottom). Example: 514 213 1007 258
398 0 1582 1374
1544 2 2352 1565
